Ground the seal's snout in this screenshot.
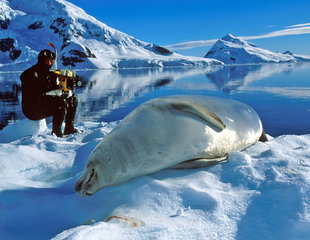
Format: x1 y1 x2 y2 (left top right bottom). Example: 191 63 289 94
75 169 97 196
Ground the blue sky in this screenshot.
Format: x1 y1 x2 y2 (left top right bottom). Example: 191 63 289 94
66 0 310 57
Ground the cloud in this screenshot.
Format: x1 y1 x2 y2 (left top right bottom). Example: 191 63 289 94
285 23 310 28
166 23 310 50
241 23 310 40
165 39 218 50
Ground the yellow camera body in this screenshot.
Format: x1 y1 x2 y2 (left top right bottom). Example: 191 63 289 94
46 69 78 97
54 70 76 93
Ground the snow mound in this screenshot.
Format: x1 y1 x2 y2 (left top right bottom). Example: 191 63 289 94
0 118 46 143
204 34 307 64
0 119 310 240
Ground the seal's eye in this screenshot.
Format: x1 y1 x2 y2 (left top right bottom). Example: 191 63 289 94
86 159 97 168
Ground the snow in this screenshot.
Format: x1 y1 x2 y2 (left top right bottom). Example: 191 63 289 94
1 118 310 240
0 0 222 70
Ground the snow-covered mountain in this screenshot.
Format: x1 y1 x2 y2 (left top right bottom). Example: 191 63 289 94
204 34 310 64
0 0 222 70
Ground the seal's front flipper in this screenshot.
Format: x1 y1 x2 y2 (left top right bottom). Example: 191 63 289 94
170 154 229 169
160 98 226 132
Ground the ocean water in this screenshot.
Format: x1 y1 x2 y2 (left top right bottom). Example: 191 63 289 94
1 62 310 137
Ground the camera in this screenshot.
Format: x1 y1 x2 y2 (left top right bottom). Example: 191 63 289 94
46 69 82 97
55 69 82 91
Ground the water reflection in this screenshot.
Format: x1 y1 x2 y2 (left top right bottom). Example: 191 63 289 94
0 63 310 135
75 67 211 122
0 75 22 129
206 63 296 94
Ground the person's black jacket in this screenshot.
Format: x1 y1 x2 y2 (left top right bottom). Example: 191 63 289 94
20 62 59 119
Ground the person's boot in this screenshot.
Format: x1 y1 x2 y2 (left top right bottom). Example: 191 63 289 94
64 95 78 135
64 124 78 135
64 119 78 135
52 121 63 137
52 107 65 137
52 128 63 137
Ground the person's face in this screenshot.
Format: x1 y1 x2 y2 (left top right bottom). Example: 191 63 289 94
45 58 53 67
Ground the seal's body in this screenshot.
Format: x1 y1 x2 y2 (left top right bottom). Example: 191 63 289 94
76 95 263 196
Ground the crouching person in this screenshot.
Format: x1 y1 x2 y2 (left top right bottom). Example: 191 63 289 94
20 49 78 137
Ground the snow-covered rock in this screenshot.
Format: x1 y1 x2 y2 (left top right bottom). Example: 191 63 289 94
204 34 307 64
0 0 222 70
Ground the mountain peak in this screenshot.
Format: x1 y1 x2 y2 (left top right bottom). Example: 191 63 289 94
283 50 293 55
220 34 256 47
221 34 236 41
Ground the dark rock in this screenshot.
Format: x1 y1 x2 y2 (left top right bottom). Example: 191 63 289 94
69 50 87 58
204 51 214 57
72 29 83 38
61 41 70 51
10 49 22 60
0 38 22 61
69 48 96 59
50 17 67 34
61 46 96 67
0 38 14 52
28 21 43 30
61 37 71 50
0 19 10 29
85 47 96 58
153 45 173 55
61 56 85 67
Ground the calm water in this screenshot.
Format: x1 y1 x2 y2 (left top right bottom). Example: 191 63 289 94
1 63 310 137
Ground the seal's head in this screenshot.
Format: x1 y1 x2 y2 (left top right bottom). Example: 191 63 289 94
75 156 104 196
75 145 123 196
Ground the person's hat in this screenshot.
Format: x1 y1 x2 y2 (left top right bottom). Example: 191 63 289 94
38 49 55 61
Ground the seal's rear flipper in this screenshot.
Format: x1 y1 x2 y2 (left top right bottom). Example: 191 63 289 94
259 129 268 142
170 154 228 169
